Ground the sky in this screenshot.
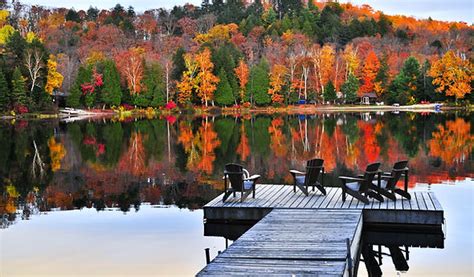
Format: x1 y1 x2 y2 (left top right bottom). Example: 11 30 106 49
17 0 474 23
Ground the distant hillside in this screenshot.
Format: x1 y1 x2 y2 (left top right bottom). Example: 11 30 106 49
0 0 472 112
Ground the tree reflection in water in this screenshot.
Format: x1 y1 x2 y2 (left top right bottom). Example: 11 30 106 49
0 112 472 228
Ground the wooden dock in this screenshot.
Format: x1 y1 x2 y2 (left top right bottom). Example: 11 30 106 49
199 184 444 276
198 209 363 276
204 185 444 225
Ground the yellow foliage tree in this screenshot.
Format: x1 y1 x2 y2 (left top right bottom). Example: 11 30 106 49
268 64 288 104
48 137 66 172
45 54 64 95
0 10 9 26
0 24 14 44
177 53 199 105
429 50 473 99
343 44 359 80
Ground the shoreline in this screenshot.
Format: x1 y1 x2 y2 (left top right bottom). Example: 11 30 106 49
1 103 472 121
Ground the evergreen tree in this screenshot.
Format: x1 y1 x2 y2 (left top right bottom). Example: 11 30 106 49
135 63 166 107
215 68 234 106
247 59 270 106
67 83 82 108
341 73 359 103
11 67 27 107
172 47 186 81
388 56 422 104
67 65 92 108
375 55 389 97
0 68 10 111
66 9 81 22
101 60 122 107
323 80 337 103
419 60 436 102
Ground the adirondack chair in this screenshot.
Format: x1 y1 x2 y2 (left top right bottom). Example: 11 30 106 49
371 160 411 201
339 162 384 204
289 158 326 196
222 163 260 202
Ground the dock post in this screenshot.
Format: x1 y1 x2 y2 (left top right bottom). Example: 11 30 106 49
205 248 210 264
346 238 353 277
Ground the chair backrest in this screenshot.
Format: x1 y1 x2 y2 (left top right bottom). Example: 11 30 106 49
304 158 324 187
387 160 408 189
225 163 244 190
360 162 381 192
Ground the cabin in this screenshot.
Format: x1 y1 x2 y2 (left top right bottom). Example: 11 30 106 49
360 92 377 105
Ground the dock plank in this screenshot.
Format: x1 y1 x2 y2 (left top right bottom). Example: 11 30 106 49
198 209 362 276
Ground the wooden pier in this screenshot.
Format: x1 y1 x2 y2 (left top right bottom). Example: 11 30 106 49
199 184 444 276
204 185 443 225
198 209 363 276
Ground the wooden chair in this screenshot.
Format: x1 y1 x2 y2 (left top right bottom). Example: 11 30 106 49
222 163 260 202
372 160 411 201
339 162 384 204
289 158 326 196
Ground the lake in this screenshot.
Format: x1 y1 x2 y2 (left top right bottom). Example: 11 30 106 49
1 111 473 276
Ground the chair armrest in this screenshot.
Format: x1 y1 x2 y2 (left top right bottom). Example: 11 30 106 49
289 170 305 175
245 174 261 181
339 176 365 182
243 169 250 178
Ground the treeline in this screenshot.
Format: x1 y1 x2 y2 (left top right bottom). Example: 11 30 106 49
0 1 472 112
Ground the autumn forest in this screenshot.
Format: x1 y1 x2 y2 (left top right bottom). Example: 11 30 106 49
0 0 472 114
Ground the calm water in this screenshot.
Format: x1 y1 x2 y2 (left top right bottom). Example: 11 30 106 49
0 111 473 276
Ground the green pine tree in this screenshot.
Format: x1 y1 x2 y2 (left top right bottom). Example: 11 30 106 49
0 68 10 111
67 65 93 108
135 63 166 107
323 80 337 103
11 67 27 107
341 73 359 104
388 56 422 105
67 84 82 108
101 59 122 107
375 55 389 97
215 68 234 106
247 59 271 106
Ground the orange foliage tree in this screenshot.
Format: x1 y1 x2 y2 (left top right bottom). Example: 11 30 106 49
236 123 250 161
312 44 335 97
195 48 219 107
48 137 66 172
268 118 287 157
429 50 473 99
118 132 146 177
359 50 380 95
428 118 473 166
234 59 249 103
115 47 145 95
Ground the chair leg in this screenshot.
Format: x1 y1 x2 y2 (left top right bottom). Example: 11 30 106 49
368 190 384 202
222 190 232 202
342 189 346 202
293 183 296 193
253 184 256 198
394 189 411 200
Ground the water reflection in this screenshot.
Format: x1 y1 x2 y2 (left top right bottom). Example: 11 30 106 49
1 112 472 228
360 225 444 276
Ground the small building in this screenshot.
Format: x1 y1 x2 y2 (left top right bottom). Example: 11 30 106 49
360 92 377 105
